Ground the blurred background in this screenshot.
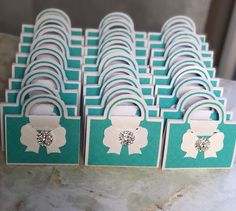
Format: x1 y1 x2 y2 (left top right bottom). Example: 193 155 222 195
0 0 235 79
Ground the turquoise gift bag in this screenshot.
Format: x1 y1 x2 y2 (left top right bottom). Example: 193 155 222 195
5 95 80 165
162 100 236 169
85 94 163 167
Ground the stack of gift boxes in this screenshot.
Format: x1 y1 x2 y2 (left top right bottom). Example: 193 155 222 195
83 13 163 167
1 9 82 164
1 9 236 169
148 16 236 169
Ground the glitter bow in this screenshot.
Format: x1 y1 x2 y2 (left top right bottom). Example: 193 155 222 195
20 123 66 154
103 126 148 155
181 129 224 159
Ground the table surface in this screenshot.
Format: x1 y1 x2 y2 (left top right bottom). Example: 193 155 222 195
0 33 236 211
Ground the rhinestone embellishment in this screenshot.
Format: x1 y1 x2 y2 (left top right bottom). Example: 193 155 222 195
37 130 53 147
195 138 210 152
119 130 135 146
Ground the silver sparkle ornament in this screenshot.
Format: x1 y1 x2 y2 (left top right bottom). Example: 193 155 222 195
195 137 210 152
119 130 135 146
37 130 53 147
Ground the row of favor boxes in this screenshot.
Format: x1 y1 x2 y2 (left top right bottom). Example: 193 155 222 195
1 8 236 169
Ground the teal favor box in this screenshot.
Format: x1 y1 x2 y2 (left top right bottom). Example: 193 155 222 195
162 100 236 169
85 94 163 167
5 95 80 165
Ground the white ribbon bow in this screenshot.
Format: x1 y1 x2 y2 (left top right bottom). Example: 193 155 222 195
103 126 148 155
20 123 66 154
181 129 224 159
